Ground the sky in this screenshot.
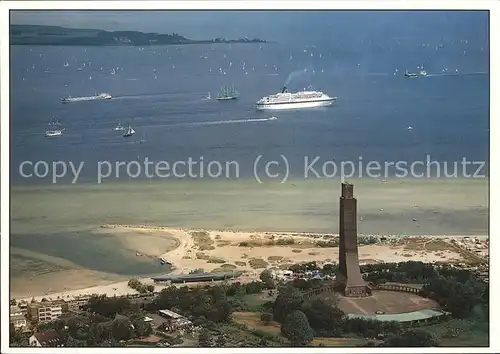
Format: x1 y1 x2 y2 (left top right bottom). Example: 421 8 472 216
10 11 489 44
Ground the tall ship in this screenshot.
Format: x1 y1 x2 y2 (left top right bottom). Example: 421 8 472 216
256 86 336 110
61 92 112 103
123 125 135 138
216 85 239 100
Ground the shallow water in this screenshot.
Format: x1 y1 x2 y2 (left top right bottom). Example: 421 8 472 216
10 178 488 278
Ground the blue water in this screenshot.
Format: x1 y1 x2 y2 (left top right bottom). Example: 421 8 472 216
10 37 489 183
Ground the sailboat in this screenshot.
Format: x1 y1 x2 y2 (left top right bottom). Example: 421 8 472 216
216 85 239 100
114 122 125 131
123 125 135 137
63 61 69 68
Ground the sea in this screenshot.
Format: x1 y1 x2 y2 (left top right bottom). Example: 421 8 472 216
8 35 490 279
10 38 489 184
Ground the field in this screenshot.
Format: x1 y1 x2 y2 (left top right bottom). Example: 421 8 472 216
335 290 438 315
232 312 282 335
220 324 282 347
231 311 366 347
228 293 277 311
423 317 489 347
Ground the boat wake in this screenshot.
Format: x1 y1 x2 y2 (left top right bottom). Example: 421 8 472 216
94 117 278 146
421 71 488 78
114 92 209 100
175 117 278 127
61 93 112 103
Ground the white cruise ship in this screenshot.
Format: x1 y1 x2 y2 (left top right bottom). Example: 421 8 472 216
61 92 112 103
256 86 336 110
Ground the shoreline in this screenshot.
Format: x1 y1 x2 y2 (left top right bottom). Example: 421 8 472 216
10 177 490 194
99 223 489 239
11 224 488 301
10 41 270 47
11 178 488 299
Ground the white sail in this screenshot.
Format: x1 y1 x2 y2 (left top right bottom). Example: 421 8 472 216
123 125 135 137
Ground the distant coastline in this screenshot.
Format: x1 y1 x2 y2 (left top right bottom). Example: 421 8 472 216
10 24 269 46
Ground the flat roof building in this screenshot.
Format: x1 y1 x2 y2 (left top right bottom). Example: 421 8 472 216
346 308 450 326
27 300 65 323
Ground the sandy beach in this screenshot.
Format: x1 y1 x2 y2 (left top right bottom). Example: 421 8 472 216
10 178 488 300
13 224 487 301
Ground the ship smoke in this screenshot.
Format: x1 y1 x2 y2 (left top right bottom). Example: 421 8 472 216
284 64 315 86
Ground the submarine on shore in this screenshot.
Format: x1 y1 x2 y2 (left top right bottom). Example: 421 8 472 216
159 257 172 266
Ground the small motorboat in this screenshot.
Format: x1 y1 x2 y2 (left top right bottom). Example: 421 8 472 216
45 129 64 137
404 70 418 78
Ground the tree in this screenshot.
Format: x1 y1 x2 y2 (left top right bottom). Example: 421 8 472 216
260 270 276 289
198 328 212 347
209 300 233 323
260 312 273 325
66 336 88 347
273 285 304 322
87 295 131 318
128 278 148 293
281 310 314 346
422 276 485 317
301 296 344 336
258 337 268 347
215 334 226 347
383 329 439 347
482 282 489 303
132 317 152 337
234 285 247 299
10 323 25 346
245 281 264 294
322 263 338 276
111 318 133 341
65 316 88 339
146 284 155 293
88 322 113 345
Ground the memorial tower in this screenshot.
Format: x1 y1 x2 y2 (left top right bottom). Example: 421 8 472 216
336 182 371 297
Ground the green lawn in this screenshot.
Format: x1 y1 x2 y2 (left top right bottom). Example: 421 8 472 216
228 292 277 311
423 318 489 347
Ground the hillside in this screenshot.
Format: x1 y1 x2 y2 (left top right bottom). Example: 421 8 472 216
10 24 267 46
